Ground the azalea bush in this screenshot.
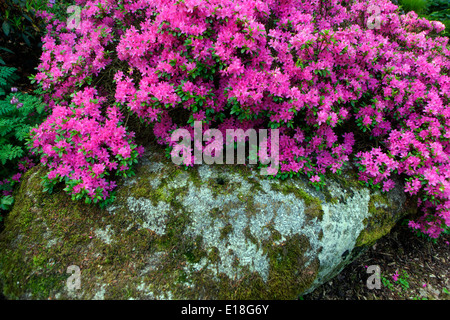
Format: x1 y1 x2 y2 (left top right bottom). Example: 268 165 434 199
28 87 144 205
425 0 450 38
29 0 450 239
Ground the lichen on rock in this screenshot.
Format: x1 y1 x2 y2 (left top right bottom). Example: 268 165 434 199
0 147 411 300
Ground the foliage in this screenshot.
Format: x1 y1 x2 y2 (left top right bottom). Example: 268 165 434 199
0 66 19 95
0 47 16 66
0 0 77 65
424 0 450 38
30 0 450 239
426 0 450 12
382 269 413 298
0 0 46 49
0 66 48 218
398 0 428 15
413 223 450 243
0 91 46 167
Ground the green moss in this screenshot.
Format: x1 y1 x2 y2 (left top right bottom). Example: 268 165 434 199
27 273 67 299
266 223 282 242
241 197 259 219
183 235 206 264
264 234 319 299
355 192 396 247
32 254 47 269
187 167 203 189
177 269 189 284
271 182 324 220
154 209 190 251
208 247 220 264
220 223 233 240
243 226 259 246
0 164 168 300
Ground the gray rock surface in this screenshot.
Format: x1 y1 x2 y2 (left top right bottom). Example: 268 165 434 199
0 147 413 299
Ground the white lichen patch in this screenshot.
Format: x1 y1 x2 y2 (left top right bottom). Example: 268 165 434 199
46 238 60 248
92 284 107 300
182 184 267 280
304 187 372 293
105 205 118 214
139 251 166 276
166 171 189 190
149 177 161 189
41 225 62 248
252 179 322 265
136 282 157 299
123 178 137 186
147 162 165 173
127 197 170 235
181 172 322 282
197 165 218 181
94 225 114 245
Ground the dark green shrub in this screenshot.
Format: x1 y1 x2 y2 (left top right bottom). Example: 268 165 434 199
0 66 48 216
0 0 47 51
427 0 450 12
0 0 77 66
398 0 429 15
425 0 450 38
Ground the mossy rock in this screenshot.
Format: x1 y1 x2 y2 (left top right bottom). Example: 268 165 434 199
0 147 411 299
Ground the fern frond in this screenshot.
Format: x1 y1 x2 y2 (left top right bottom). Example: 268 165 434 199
14 125 32 141
0 118 15 137
0 99 14 116
0 144 24 165
0 66 19 96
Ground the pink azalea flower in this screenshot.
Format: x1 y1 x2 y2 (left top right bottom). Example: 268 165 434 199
393 271 399 282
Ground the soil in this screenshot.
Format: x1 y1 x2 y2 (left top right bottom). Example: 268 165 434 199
303 222 450 300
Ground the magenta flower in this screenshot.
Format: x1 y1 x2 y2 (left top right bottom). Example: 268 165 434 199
11 173 21 182
24 0 450 239
10 97 19 105
392 271 399 282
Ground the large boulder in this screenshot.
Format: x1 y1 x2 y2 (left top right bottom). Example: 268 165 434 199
0 146 414 300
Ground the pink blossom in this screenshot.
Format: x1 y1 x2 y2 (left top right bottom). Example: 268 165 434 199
28 0 450 239
392 271 399 282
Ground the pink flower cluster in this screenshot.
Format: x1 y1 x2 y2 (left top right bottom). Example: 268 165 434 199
1 157 35 197
28 87 143 203
32 0 450 237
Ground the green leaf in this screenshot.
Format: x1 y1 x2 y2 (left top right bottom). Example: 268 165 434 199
2 22 11 36
1 195 14 206
36 103 45 114
0 47 14 54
